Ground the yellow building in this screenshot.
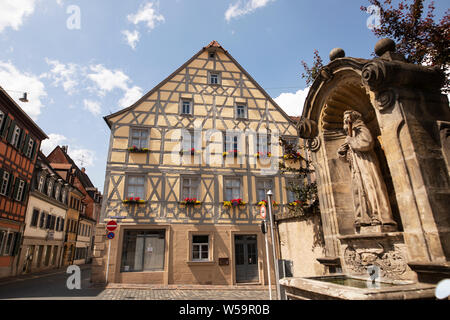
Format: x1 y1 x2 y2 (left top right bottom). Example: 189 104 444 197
92 41 299 285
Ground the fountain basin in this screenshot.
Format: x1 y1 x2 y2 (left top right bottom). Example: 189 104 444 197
280 275 436 300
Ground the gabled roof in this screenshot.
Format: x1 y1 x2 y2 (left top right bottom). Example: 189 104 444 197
47 146 96 190
104 40 295 128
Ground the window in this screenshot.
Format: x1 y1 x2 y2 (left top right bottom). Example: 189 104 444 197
0 230 6 255
257 133 271 155
181 177 200 199
181 99 192 115
15 179 25 201
126 176 145 199
60 219 65 232
192 235 209 261
224 178 241 201
120 230 166 272
39 212 46 228
283 137 299 153
209 51 215 59
55 185 60 201
181 129 195 151
256 179 273 202
11 125 21 148
236 104 247 119
130 128 149 149
208 71 221 85
38 175 45 192
286 179 297 203
224 132 242 153
30 209 40 227
2 232 16 256
0 111 4 130
61 189 67 204
45 213 51 229
0 171 10 196
26 138 34 158
56 217 60 231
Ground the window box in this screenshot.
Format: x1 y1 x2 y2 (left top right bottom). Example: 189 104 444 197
255 152 272 158
283 152 302 160
181 198 202 205
122 197 147 204
256 200 279 207
223 199 246 207
287 200 303 208
179 148 202 156
223 150 243 158
128 146 149 153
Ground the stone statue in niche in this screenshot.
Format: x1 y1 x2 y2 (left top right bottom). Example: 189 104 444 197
337 110 397 228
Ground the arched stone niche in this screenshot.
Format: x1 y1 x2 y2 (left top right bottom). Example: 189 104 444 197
299 59 402 258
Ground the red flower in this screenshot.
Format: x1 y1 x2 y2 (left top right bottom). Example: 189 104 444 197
135 197 140 201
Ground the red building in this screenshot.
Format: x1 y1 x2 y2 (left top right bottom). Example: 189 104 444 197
0 87 48 278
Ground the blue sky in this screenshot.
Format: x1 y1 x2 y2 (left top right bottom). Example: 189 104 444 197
0 0 448 192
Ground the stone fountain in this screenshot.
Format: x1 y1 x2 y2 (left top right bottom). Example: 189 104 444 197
280 39 450 300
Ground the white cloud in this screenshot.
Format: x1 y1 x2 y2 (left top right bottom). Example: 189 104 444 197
68 148 95 168
127 2 165 31
87 64 130 95
225 0 274 22
274 87 309 117
0 60 47 119
122 30 140 50
42 58 80 95
119 86 143 108
83 99 102 116
0 0 36 33
41 133 96 168
40 133 67 155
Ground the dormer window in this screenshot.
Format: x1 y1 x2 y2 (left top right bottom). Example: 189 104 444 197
38 175 45 192
47 180 53 197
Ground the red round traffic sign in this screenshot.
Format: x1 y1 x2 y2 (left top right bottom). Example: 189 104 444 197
106 220 117 231
260 205 267 219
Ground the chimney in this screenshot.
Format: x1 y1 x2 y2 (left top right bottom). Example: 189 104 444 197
61 145 68 153
81 167 85 173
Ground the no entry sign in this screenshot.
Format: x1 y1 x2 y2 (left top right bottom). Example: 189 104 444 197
106 220 117 231
260 205 267 219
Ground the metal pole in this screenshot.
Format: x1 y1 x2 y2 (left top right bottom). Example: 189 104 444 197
105 237 111 284
263 220 272 300
267 190 281 300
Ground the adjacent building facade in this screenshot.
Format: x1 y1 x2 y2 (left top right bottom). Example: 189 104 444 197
19 152 69 274
0 87 47 278
92 41 302 285
47 146 100 265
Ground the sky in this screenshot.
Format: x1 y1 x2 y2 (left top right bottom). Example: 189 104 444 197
0 0 448 193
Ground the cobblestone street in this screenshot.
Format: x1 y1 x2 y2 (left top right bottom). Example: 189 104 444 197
97 288 275 300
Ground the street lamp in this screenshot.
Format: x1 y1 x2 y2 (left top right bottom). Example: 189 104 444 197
267 190 281 300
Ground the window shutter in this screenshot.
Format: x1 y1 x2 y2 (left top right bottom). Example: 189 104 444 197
7 120 16 144
0 168 3 182
21 182 28 202
1 116 10 138
21 134 29 154
30 139 37 161
7 174 14 197
12 178 20 200
12 233 22 256
16 128 24 149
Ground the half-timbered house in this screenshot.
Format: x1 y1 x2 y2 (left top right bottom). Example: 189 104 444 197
92 41 300 285
0 86 47 278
